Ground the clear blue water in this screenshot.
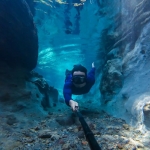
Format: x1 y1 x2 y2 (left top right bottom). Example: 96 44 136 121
34 0 103 92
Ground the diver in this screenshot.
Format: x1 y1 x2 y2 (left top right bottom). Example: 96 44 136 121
63 62 95 111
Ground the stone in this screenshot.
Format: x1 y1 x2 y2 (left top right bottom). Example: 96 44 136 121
26 138 35 143
34 126 40 131
67 127 73 131
62 135 68 138
22 131 32 137
117 144 123 149
38 130 52 138
77 131 85 139
59 139 65 144
102 135 117 142
73 128 79 133
81 140 88 145
123 124 130 130
62 143 70 149
51 134 60 141
56 114 76 126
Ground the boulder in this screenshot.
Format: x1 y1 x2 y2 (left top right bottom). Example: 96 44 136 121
0 0 38 70
100 58 123 103
26 71 59 109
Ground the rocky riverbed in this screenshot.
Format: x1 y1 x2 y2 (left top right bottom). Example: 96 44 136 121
0 101 150 150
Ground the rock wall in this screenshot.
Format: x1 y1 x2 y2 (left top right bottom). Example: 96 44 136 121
0 0 38 70
0 62 59 124
0 63 45 116
99 0 150 130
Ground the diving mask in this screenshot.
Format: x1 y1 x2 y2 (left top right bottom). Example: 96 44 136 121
72 75 86 84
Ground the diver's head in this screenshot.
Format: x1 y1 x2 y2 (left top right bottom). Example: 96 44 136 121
72 64 87 85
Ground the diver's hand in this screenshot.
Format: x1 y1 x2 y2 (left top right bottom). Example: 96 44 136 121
92 62 95 68
69 100 79 111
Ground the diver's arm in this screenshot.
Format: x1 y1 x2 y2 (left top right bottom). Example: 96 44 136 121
63 85 79 111
63 75 73 106
63 74 79 111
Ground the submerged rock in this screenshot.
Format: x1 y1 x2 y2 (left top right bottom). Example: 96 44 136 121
0 0 38 70
100 58 123 103
38 129 52 138
56 115 76 126
26 71 59 109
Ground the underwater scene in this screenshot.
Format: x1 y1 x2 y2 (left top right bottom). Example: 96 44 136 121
0 0 150 149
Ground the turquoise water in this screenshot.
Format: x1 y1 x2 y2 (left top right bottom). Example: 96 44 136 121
34 0 121 94
34 0 102 92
